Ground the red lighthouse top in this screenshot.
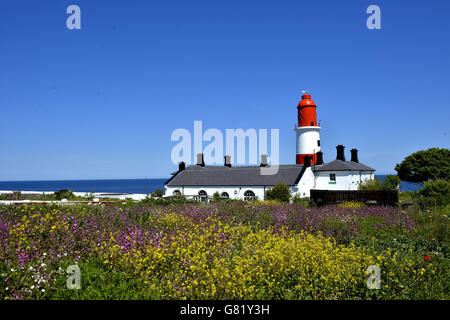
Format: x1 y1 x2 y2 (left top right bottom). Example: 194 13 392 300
297 94 318 127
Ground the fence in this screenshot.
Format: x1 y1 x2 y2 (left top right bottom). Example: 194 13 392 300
310 190 398 207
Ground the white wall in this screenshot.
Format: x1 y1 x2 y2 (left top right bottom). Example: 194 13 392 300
166 185 277 200
295 166 315 197
313 171 373 191
295 127 321 155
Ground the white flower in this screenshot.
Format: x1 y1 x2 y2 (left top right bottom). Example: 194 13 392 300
43 253 47 256
64 253 67 256
10 268 14 272
31 285 35 290
41 263 46 267
5 287 8 291
41 289 45 293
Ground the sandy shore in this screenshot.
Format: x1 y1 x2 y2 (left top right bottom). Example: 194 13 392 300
0 190 148 203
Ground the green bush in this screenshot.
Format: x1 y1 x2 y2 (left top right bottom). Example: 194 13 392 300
265 183 291 202
419 179 450 206
399 191 419 202
420 179 450 198
151 189 164 198
213 191 221 202
359 178 383 190
359 175 401 192
382 175 401 191
54 189 74 200
291 194 311 207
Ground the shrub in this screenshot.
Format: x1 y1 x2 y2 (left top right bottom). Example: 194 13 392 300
359 176 401 192
420 179 450 198
399 191 419 202
291 194 311 207
151 189 164 198
359 178 383 190
213 192 221 202
265 183 291 202
419 179 450 206
54 189 74 200
382 175 401 191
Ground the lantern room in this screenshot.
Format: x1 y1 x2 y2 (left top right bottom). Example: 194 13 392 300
297 94 318 127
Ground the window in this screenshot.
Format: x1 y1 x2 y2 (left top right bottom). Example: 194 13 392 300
220 192 229 200
198 190 208 202
317 140 321 146
173 190 181 196
244 190 256 201
330 173 336 182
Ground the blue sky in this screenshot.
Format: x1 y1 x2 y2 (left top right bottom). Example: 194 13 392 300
1 0 449 180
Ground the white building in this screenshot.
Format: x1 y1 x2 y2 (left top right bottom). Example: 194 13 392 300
164 93 375 201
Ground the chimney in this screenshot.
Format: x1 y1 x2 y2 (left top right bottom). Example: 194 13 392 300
316 151 324 165
336 145 345 161
224 155 232 167
303 155 312 168
260 154 268 167
196 153 205 167
178 161 185 171
351 148 359 163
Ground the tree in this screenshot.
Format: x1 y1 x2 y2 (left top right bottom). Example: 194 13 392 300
382 175 401 191
395 148 449 184
265 183 291 202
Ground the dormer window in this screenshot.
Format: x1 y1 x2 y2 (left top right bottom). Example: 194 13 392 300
330 173 336 182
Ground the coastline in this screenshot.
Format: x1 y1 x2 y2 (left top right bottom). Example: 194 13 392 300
0 190 148 204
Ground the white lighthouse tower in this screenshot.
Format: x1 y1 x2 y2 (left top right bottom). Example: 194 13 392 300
295 93 321 164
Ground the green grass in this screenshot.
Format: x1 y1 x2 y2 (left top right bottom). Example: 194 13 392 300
50 258 161 300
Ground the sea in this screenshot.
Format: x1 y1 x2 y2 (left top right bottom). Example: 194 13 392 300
0 175 419 194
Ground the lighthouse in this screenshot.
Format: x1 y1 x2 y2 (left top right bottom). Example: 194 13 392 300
165 90 376 200
295 93 321 164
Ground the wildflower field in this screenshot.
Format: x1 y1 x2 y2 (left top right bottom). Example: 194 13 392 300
0 202 448 299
